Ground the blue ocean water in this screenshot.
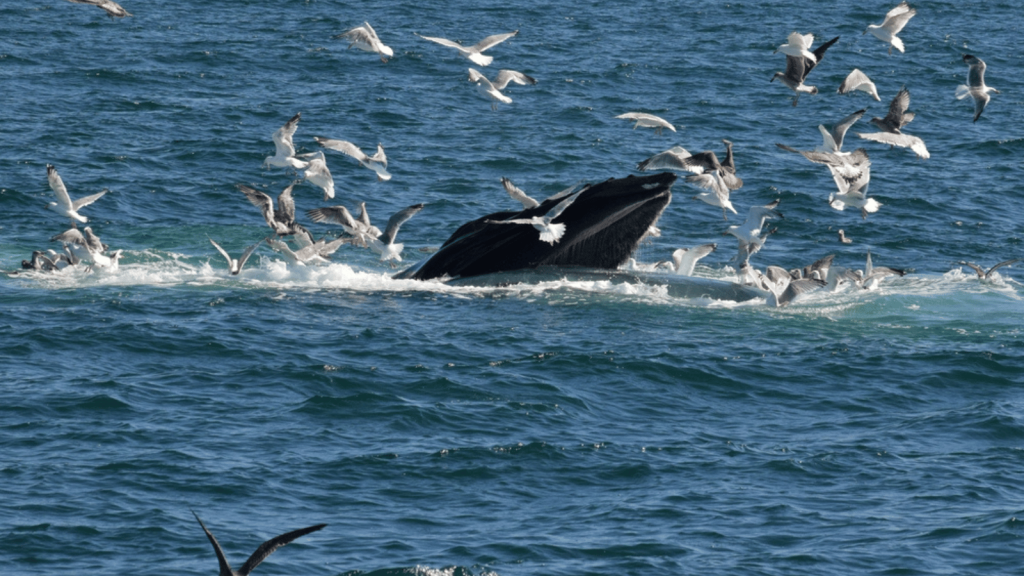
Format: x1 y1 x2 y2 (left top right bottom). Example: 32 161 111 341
2 1 1023 574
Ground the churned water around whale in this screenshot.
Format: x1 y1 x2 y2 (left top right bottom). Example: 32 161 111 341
2 1 1023 575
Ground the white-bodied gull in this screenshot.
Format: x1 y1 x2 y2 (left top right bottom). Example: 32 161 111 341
865 2 916 54
66 0 131 18
724 200 783 267
315 137 392 181
956 54 999 122
486 190 583 245
838 69 881 101
335 22 394 62
209 238 260 276
366 203 425 262
299 151 335 200
263 113 309 171
416 30 518 66
45 164 107 224
667 244 717 276
616 112 677 135
467 68 537 110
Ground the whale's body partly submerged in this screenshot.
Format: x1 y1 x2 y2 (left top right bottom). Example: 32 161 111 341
395 172 765 303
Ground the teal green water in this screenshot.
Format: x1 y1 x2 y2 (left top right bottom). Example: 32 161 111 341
2 1 1023 575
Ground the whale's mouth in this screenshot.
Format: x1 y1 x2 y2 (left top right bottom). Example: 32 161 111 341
395 173 675 281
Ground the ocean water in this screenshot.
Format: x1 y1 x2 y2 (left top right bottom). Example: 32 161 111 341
2 1 1023 575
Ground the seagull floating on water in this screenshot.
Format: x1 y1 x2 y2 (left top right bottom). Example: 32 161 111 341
616 112 677 135
64 227 121 271
45 164 107 224
501 177 540 209
771 35 839 106
956 54 999 122
192 511 326 576
335 22 393 62
838 229 853 244
209 238 260 276
467 68 537 110
416 30 518 67
66 0 131 18
315 137 392 181
487 189 583 245
263 113 308 171
856 87 929 159
838 69 881 101
865 2 916 54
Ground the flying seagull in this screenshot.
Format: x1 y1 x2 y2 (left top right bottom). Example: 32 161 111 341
665 244 717 276
263 113 308 171
724 200 783 267
956 54 999 122
237 182 302 236
209 239 260 276
315 137 392 181
500 177 540 209
66 0 131 18
865 2 916 54
299 151 335 200
616 112 677 135
64 227 121 270
192 511 326 576
771 35 840 106
334 22 393 62
45 164 107 224
366 203 426 262
265 236 346 266
856 86 929 159
958 259 1019 280
487 190 583 245
815 109 866 153
305 204 379 247
775 144 872 197
838 69 881 101
416 30 518 66
467 68 537 110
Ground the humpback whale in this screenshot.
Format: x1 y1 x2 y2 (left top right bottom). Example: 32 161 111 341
396 173 676 281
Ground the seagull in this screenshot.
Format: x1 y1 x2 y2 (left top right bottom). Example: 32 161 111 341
856 87 929 159
45 164 108 224
487 190 583 245
263 113 308 171
771 35 840 106
21 250 75 272
838 69 881 101
266 236 346 266
467 68 537 110
859 251 906 290
775 144 871 197
356 202 383 239
192 511 326 576
237 182 301 236
501 177 540 209
315 137 391 181
865 2 916 54
66 0 131 18
366 203 425 262
300 151 335 200
838 229 853 244
416 30 518 66
636 146 691 172
775 32 818 63
768 277 827 307
956 54 999 122
334 22 393 62
957 259 1019 280
209 239 260 276
305 205 378 247
725 200 783 267
691 170 738 220
815 109 866 153
64 227 121 270
616 112 677 135
665 244 717 276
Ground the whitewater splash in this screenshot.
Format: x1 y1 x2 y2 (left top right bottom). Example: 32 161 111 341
5 250 1022 314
